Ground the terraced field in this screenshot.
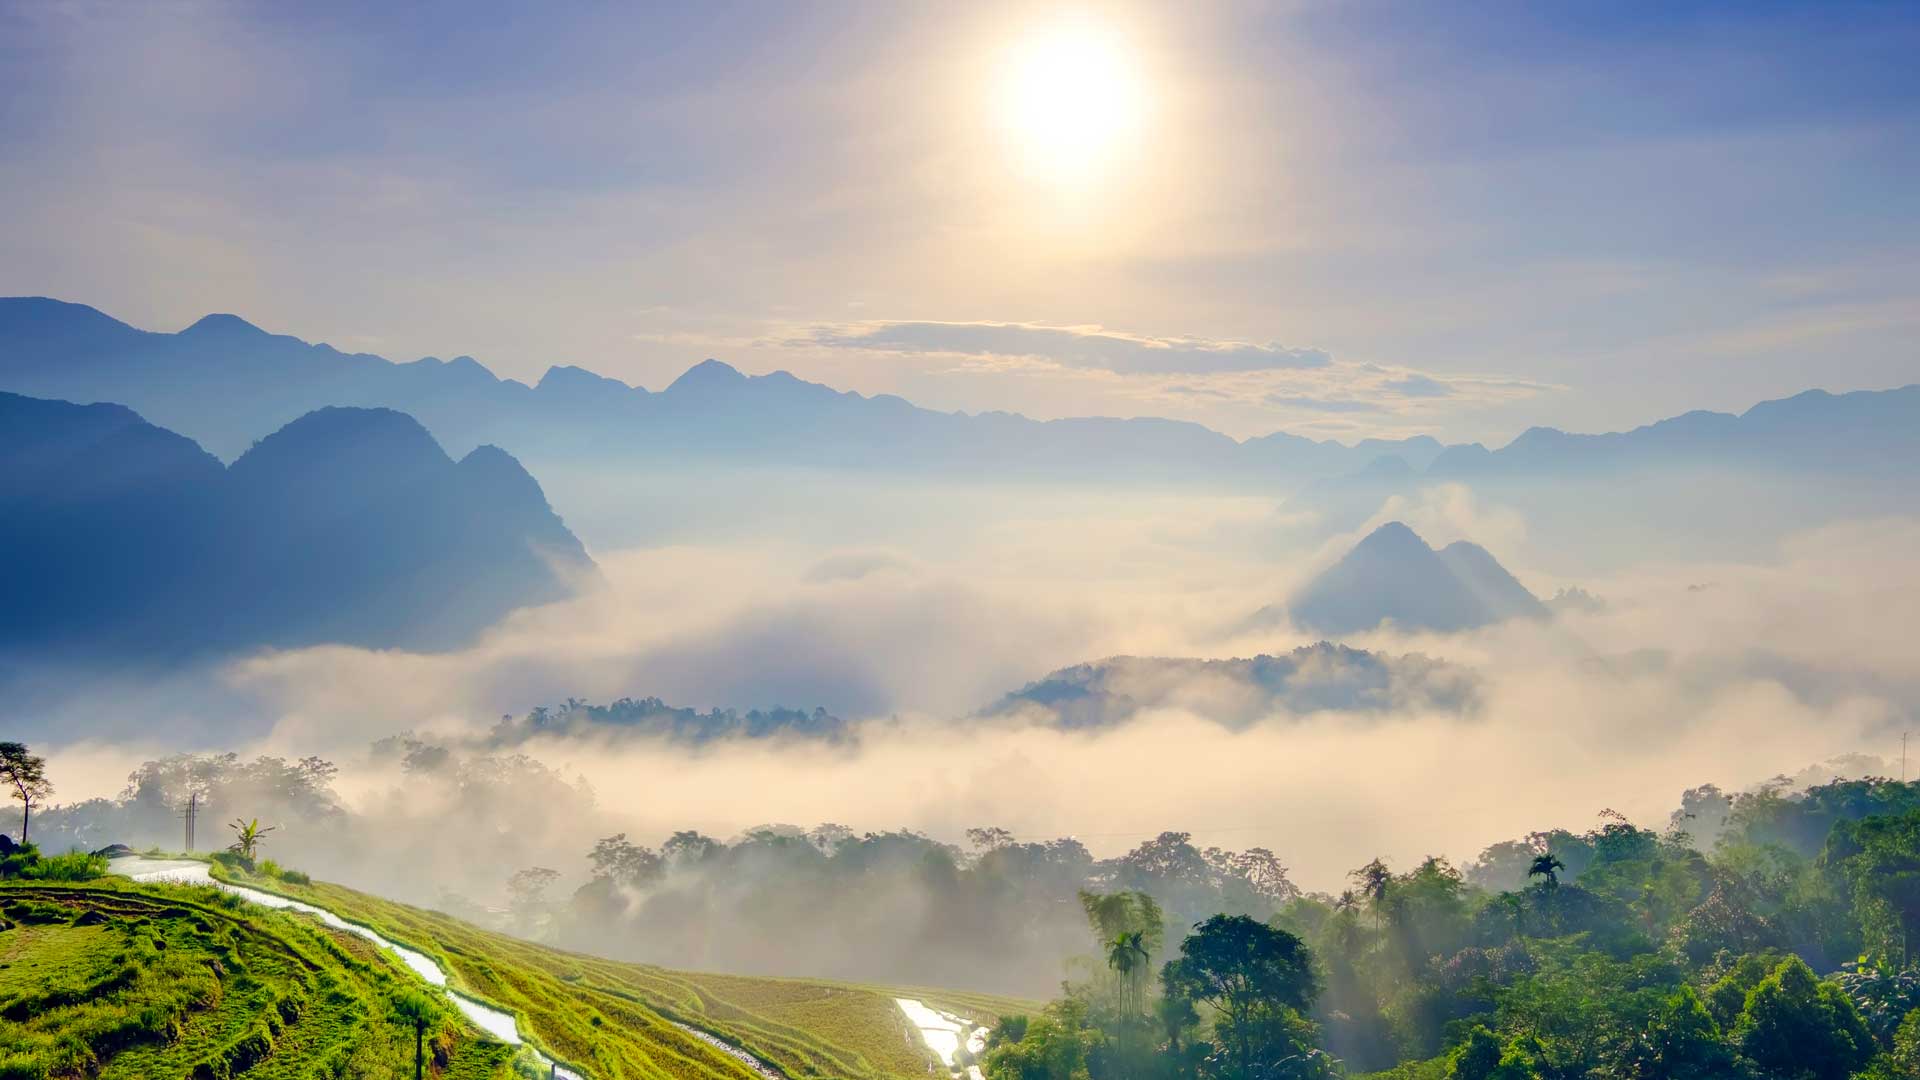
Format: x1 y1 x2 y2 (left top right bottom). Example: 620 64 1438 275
0 879 520 1079
209 866 1038 1080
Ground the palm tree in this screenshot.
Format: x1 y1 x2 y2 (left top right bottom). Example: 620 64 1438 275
391 988 441 1080
1527 852 1565 887
1351 859 1392 929
1105 929 1151 1076
1106 930 1150 1013
1330 892 1364 962
228 817 277 862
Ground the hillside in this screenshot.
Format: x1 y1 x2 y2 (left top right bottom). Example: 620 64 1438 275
0 879 521 1078
0 393 594 662
202 863 1032 1080
0 865 1035 1080
984 644 1481 728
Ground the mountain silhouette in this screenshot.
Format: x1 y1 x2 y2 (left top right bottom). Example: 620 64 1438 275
0 392 593 667
0 297 1448 480
1288 522 1544 635
4 297 1914 516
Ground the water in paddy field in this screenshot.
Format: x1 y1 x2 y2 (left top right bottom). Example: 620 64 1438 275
109 857 586 1079
896 998 988 1080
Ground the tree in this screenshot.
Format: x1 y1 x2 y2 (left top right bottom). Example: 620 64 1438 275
588 833 664 887
1162 915 1322 1080
984 999 1097 1080
508 865 562 928
1736 956 1874 1080
662 830 722 866
1107 930 1151 1014
228 817 276 861
1352 859 1393 925
968 826 1017 851
1527 853 1565 887
1081 890 1164 945
1446 1027 1503 1080
390 988 442 1080
0 742 51 845
1638 986 1737 1080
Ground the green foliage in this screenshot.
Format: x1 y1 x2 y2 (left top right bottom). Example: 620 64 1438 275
1444 1027 1502 1080
989 1014 1031 1049
983 1000 1097 1080
1634 986 1736 1080
1160 915 1323 1080
1443 1028 1541 1080
21 851 108 881
0 844 106 882
0 880 517 1079
227 817 276 862
1735 956 1875 1080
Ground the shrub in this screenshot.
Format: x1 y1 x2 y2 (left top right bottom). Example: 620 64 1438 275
0 842 42 879
0 1051 48 1080
211 850 254 874
281 869 312 886
21 851 108 881
259 859 283 878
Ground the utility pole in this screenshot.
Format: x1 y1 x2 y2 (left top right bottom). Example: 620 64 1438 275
181 792 198 852
1904 732 1910 784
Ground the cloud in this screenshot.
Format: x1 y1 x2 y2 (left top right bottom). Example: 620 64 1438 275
801 321 1332 375
1262 393 1385 413
26 496 1920 903
1382 374 1452 398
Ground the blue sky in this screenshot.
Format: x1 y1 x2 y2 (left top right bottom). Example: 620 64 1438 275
2 0 1916 442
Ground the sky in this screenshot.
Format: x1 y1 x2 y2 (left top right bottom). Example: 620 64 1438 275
2 1 1917 443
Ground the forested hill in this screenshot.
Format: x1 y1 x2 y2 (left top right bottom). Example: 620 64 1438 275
17 742 1920 1079
984 776 1920 1080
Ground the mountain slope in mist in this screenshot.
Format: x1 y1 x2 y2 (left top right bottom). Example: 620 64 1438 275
986 643 1479 728
1288 522 1545 635
0 392 592 664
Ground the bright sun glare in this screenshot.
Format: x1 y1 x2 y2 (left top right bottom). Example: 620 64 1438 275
996 17 1146 187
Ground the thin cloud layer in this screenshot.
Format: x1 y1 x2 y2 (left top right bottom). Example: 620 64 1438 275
803 320 1332 375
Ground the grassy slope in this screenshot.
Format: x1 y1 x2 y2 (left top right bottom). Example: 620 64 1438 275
210 866 1038 1080
0 879 518 1080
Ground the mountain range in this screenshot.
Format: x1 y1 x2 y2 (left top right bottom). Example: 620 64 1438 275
0 392 592 669
1287 522 1548 635
7 297 1913 494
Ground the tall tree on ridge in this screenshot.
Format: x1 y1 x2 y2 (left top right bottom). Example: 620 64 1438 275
0 742 51 845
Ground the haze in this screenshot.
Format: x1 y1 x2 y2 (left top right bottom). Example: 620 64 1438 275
3 0 1918 1000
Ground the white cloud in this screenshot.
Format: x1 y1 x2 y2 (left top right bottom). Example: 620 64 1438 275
800 320 1332 375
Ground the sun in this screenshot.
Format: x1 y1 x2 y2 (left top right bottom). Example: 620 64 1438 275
994 17 1147 187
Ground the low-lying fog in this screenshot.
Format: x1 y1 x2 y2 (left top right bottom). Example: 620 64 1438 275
20 476 1919 992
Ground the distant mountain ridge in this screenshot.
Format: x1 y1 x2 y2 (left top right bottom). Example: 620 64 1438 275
1287 522 1547 635
0 391 593 666
11 297 1909 492
1427 385 1920 480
